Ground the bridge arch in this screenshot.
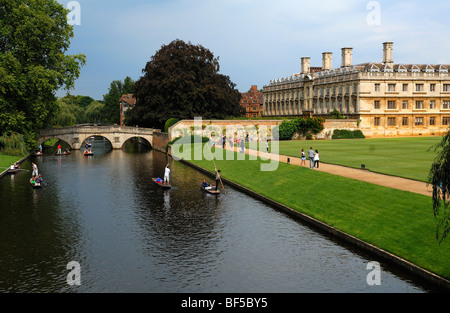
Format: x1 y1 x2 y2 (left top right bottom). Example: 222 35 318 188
38 125 165 151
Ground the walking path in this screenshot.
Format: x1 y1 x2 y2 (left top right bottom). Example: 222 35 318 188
225 145 432 197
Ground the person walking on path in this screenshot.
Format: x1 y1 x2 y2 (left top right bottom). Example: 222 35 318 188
301 148 306 166
314 150 320 168
266 140 269 153
308 147 315 169
164 163 170 186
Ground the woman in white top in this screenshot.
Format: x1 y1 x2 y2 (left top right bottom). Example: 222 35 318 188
314 150 320 168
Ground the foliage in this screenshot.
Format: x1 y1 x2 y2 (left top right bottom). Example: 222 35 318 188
0 132 27 156
164 118 179 133
102 76 135 124
428 131 450 244
54 94 98 126
332 129 366 139
277 117 325 140
0 0 86 149
85 101 105 124
329 109 344 119
127 39 241 129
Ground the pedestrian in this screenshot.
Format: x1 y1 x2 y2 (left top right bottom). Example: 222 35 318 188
308 147 315 169
164 163 170 186
215 168 221 191
301 148 306 166
314 150 320 168
266 140 269 153
222 135 226 149
31 162 38 177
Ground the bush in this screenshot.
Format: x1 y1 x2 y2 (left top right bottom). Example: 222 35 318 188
332 129 365 139
164 118 179 133
0 132 28 156
278 117 325 140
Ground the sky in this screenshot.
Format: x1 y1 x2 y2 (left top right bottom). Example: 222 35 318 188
56 0 450 100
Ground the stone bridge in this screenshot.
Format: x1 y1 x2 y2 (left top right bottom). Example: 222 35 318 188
38 125 169 151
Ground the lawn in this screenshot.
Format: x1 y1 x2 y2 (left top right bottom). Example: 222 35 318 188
0 154 24 172
172 142 450 282
265 136 442 182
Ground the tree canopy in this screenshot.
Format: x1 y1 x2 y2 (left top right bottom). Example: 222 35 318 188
428 130 450 244
127 39 241 128
101 76 135 124
0 0 85 148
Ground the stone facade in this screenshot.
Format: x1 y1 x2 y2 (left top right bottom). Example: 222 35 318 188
263 42 450 137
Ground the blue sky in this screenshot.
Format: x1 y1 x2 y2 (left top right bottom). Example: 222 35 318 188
57 0 450 100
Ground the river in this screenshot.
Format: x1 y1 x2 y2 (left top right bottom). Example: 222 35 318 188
0 138 441 293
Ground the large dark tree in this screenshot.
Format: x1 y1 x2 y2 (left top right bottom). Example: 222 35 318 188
0 0 85 148
127 39 241 128
428 130 450 244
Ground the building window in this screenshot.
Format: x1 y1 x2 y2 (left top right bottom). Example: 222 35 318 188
374 117 380 126
444 84 450 92
430 100 436 109
443 101 450 109
415 84 424 92
415 117 424 125
387 101 396 109
374 100 380 109
430 84 436 92
387 117 396 126
374 83 380 91
402 117 408 126
402 84 408 92
415 101 424 109
444 117 450 125
402 101 408 109
430 117 436 125
388 84 396 92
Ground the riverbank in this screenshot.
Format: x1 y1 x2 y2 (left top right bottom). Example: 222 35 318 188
0 154 29 179
171 143 450 289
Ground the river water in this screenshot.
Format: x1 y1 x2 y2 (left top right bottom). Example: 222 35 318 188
0 138 441 293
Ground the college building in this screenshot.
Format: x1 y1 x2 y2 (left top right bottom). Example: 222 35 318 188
239 85 264 118
262 42 450 137
119 94 136 126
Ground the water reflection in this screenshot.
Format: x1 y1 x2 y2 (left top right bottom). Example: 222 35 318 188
0 139 441 292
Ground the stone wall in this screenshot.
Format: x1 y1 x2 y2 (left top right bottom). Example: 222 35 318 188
170 119 362 141
152 130 169 152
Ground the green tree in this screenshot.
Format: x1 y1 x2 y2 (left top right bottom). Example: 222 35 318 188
86 101 105 124
428 130 450 244
0 0 85 148
101 76 135 124
127 39 241 128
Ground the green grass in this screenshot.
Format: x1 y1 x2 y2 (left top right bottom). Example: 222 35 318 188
173 143 450 281
0 154 23 172
262 136 442 182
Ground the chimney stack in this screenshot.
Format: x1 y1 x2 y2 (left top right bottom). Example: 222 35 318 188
383 42 394 65
341 47 353 67
301 57 310 74
322 52 333 70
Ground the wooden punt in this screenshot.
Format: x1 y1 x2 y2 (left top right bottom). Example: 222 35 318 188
7 168 20 174
201 186 220 194
152 178 171 189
